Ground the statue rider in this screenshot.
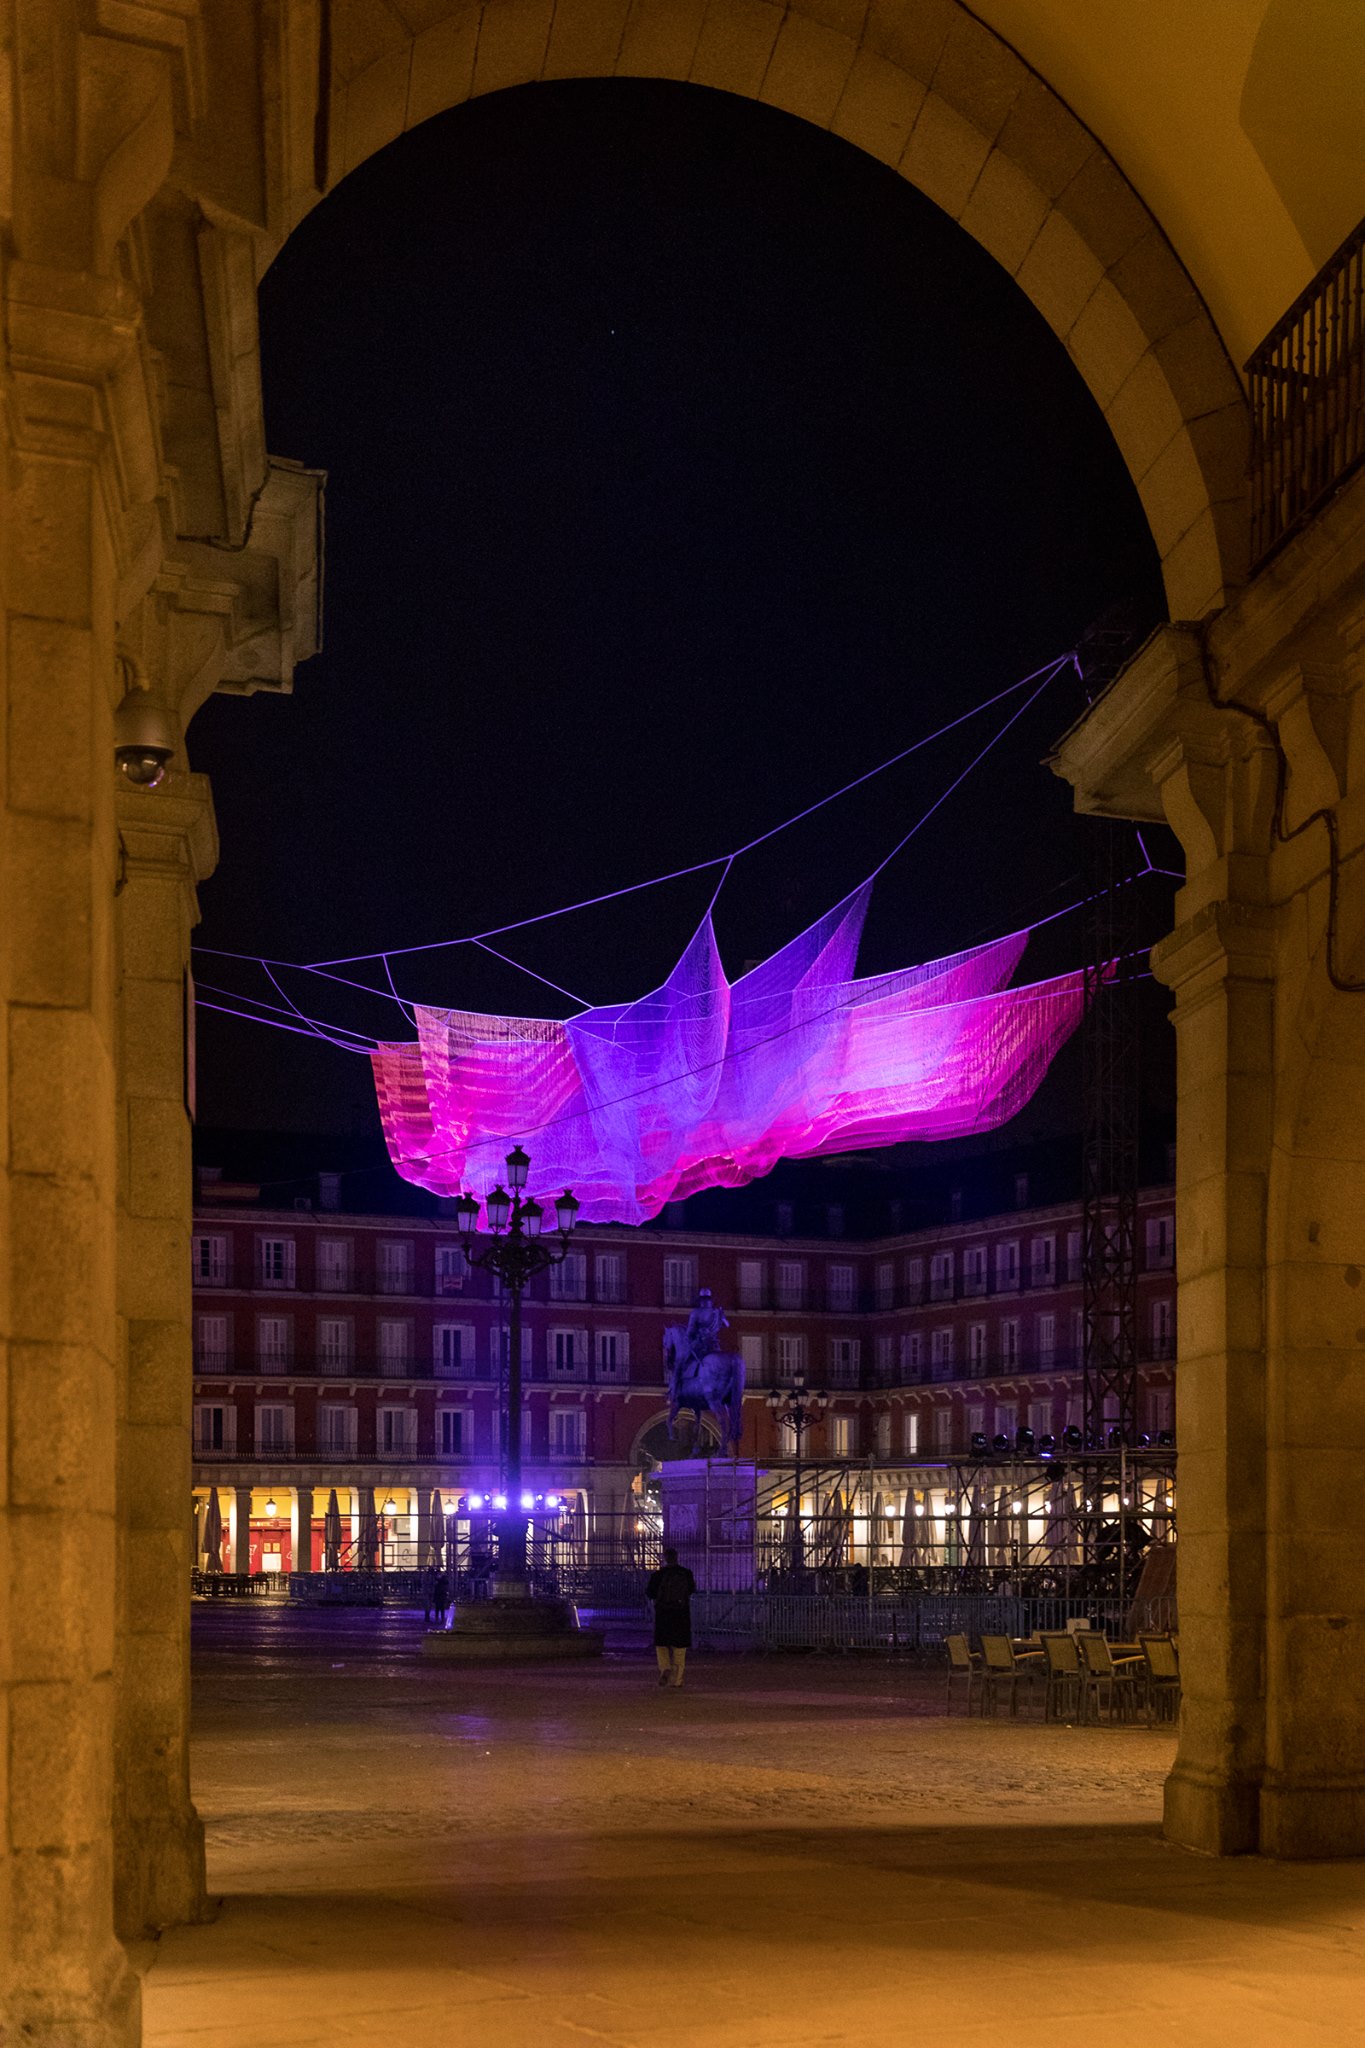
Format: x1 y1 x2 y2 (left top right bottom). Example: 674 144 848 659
684 1287 728 1370
671 1286 732 1417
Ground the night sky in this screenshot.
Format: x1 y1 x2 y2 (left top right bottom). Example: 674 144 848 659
191 79 1172 1146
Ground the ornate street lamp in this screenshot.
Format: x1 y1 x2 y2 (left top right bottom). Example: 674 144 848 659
766 1374 827 1574
454 1147 579 1588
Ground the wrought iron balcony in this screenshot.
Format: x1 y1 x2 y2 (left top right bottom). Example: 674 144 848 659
1249 217 1365 567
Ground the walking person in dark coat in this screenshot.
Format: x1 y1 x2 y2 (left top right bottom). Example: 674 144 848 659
646 1547 696 1688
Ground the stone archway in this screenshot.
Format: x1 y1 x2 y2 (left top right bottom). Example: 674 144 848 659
297 0 1248 622
0 5 1275 2040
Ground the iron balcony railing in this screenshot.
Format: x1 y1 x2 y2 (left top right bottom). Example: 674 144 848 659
1249 216 1365 567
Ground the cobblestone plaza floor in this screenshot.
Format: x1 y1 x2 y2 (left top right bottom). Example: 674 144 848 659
136 1608 1365 2047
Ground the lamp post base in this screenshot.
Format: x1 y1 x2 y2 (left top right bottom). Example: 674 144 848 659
422 1594 604 1663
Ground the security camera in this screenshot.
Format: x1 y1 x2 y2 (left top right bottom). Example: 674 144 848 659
113 688 176 789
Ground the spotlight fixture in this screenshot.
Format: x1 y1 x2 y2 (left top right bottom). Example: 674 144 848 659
468 1492 485 1511
1063 1425 1083 1450
1015 1426 1035 1453
1038 1433 1057 1458
519 1491 535 1511
1156 1430 1174 1448
492 1493 508 1511
970 1431 989 1455
991 1432 1010 1454
1106 1426 1125 1450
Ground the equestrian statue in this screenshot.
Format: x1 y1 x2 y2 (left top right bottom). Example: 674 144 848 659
663 1287 745 1451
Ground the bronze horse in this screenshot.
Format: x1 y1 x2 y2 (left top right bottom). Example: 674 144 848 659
663 1324 745 1450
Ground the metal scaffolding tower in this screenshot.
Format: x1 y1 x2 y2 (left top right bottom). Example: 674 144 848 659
1075 614 1146 1600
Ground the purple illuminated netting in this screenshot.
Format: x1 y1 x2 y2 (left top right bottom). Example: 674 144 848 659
371 883 1087 1225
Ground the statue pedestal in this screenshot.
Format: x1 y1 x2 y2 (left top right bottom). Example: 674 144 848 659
422 1593 604 1663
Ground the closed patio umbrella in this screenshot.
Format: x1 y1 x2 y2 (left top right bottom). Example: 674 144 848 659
1043 1477 1072 1561
323 1488 343 1571
202 1489 223 1572
899 1491 926 1566
357 1486 379 1570
427 1489 444 1568
964 1485 986 1565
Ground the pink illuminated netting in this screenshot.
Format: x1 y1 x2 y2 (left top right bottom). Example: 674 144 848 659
371 883 1087 1225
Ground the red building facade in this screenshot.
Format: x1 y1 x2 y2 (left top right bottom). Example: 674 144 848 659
191 1169 1177 1575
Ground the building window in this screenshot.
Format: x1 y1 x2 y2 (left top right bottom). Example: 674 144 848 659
1072 1307 1085 1363
828 1414 855 1458
967 1402 986 1438
254 1403 291 1454
1036 1312 1055 1367
663 1255 697 1307
1014 1173 1030 1207
195 1314 230 1371
549 1253 587 1302
903 1409 920 1455
1146 1214 1175 1270
933 1407 952 1449
435 1244 468 1295
737 1258 765 1309
999 1318 1020 1368
949 1188 963 1222
1151 1298 1175 1359
192 1234 229 1286
437 1409 465 1455
595 1252 625 1303
317 1317 352 1370
775 1260 805 1311
875 1334 894 1384
828 1336 860 1385
826 1203 846 1238
595 1330 629 1379
905 1256 924 1304
378 1320 412 1377
994 1400 1016 1437
256 1236 295 1289
967 1322 987 1368
318 1402 357 1454
548 1327 577 1376
256 1315 291 1373
995 1240 1019 1291
377 1405 416 1455
929 1251 954 1302
316 1237 352 1292
826 1262 856 1312
776 1334 806 1379
1029 1399 1052 1438
875 1260 895 1309
739 1332 764 1383
193 1402 234 1453
900 1331 923 1381
875 1412 892 1455
1030 1235 1056 1286
930 1327 954 1379
1149 1386 1174 1435
775 1202 794 1235
550 1408 586 1458
377 1240 413 1295
434 1324 472 1377
962 1246 987 1297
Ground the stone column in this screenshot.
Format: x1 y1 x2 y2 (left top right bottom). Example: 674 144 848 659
113 779 215 1937
1153 900 1276 1854
2 282 141 2042
234 1488 253 1576
295 1485 315 1575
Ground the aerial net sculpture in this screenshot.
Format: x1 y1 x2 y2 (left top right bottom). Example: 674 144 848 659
371 881 1087 1225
